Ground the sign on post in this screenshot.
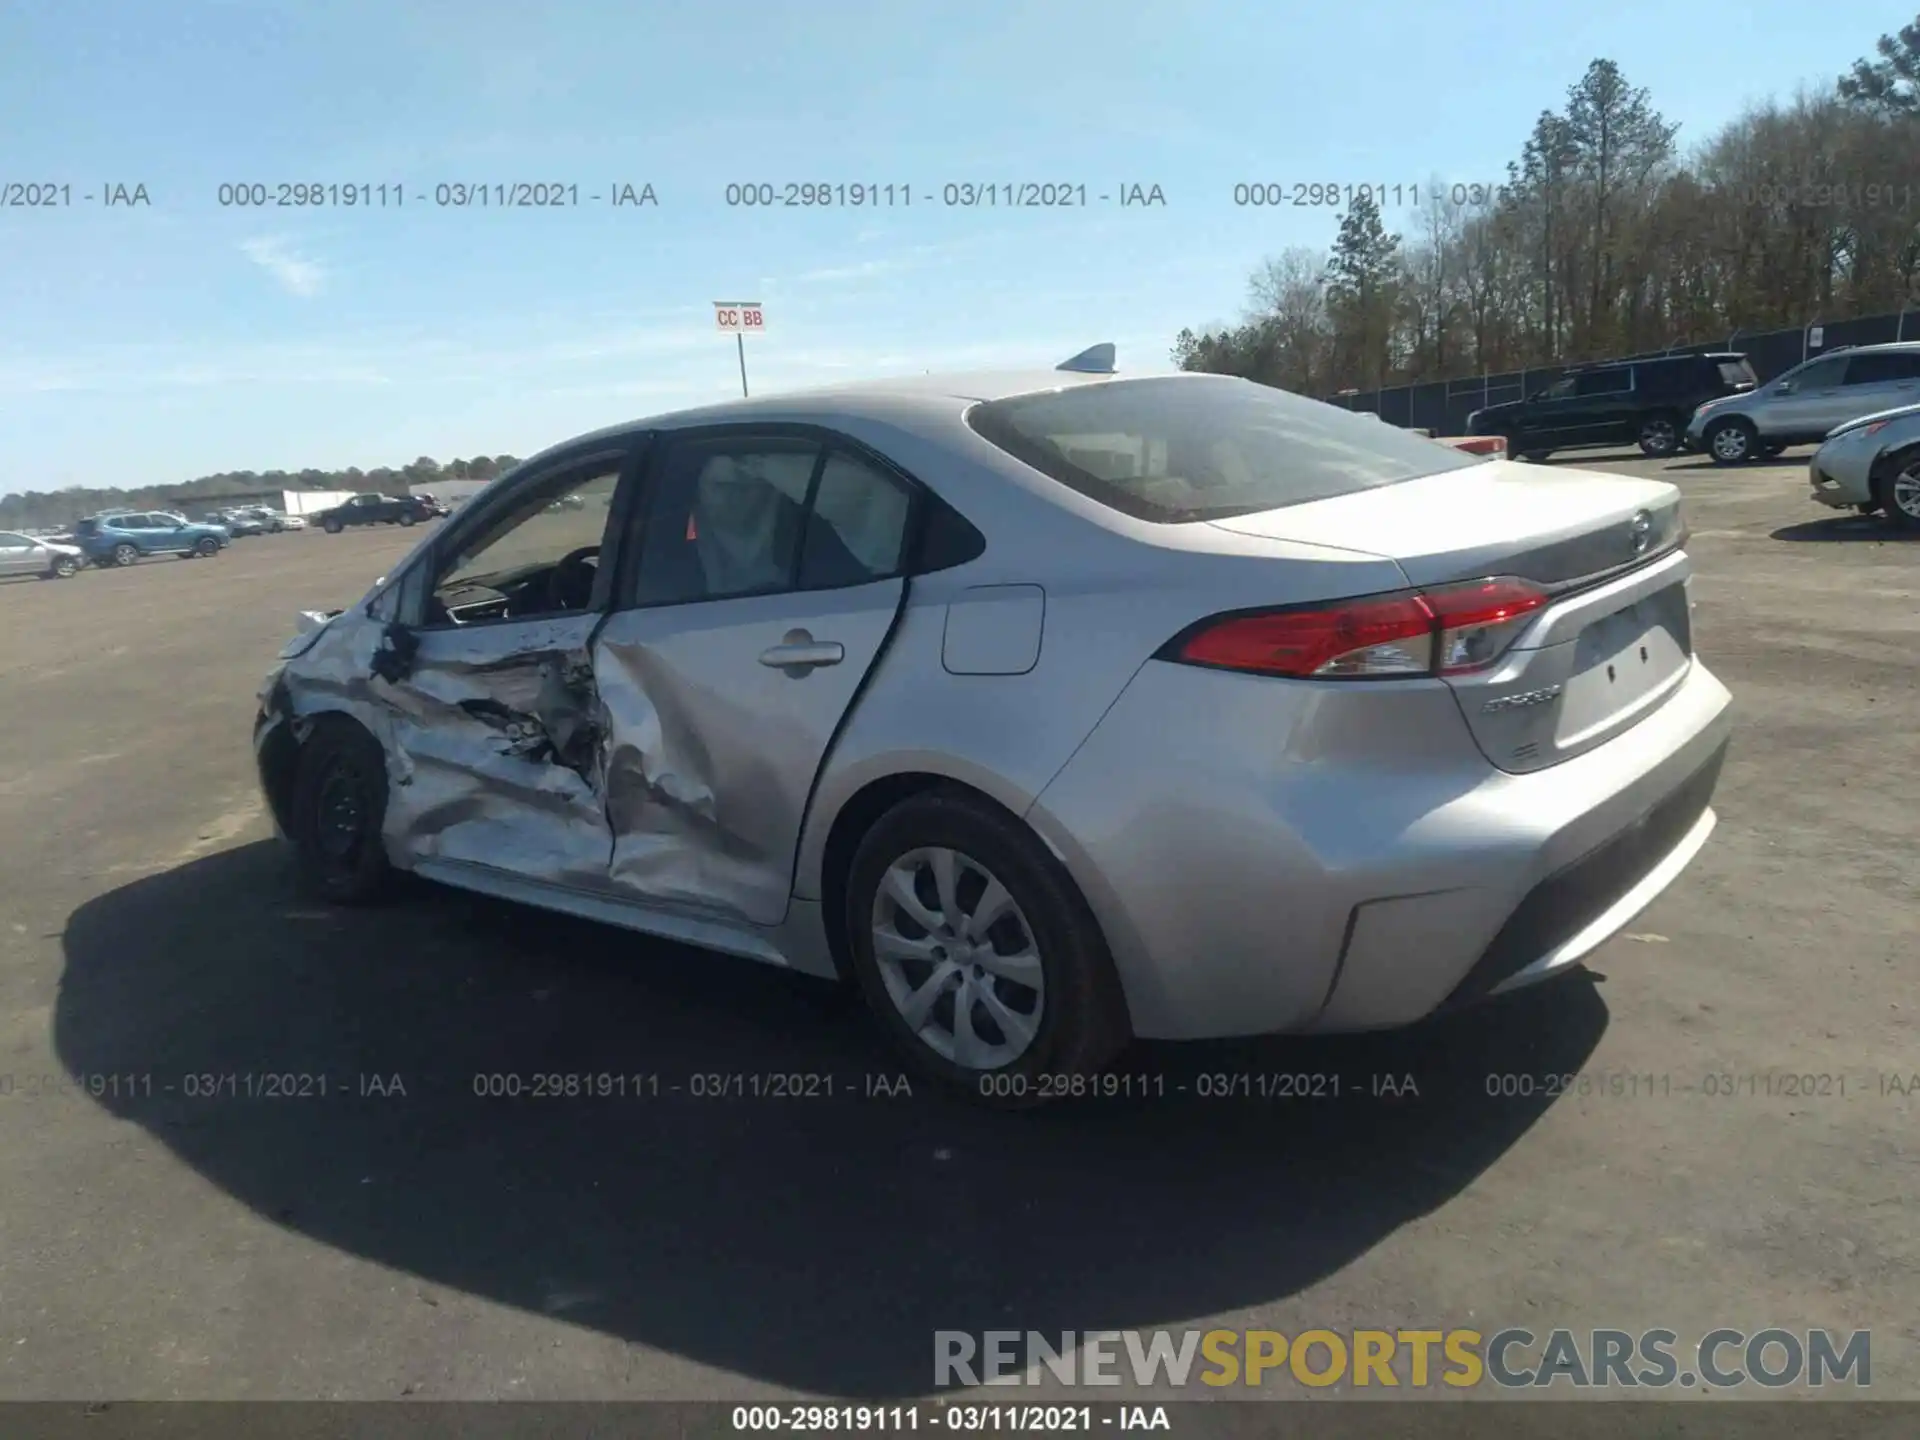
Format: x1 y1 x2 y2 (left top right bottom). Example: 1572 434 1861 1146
713 301 764 397
713 302 765 334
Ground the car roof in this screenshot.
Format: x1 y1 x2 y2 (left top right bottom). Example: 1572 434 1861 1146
510 366 1212 469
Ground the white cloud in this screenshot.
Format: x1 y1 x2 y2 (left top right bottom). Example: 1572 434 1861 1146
239 236 326 297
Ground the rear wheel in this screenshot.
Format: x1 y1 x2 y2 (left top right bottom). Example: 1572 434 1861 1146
399 511 416 527
1876 453 1920 532
1705 416 1758 465
323 517 343 534
844 789 1130 1106
1637 413 1681 458
289 717 394 904
111 542 138 567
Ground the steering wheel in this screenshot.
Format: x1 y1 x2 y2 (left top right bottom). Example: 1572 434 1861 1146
546 545 600 612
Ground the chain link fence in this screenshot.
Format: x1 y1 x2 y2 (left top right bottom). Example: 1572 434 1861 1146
1326 305 1919 432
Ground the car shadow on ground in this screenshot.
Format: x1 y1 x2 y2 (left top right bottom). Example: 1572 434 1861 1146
1771 516 1916 542
55 841 1608 1397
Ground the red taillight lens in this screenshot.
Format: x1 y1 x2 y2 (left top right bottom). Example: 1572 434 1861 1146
1424 577 1551 674
1173 577 1548 681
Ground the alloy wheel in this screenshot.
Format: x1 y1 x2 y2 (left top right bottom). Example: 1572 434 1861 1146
1892 462 1920 522
869 846 1045 1070
1710 425 1751 462
1640 418 1677 454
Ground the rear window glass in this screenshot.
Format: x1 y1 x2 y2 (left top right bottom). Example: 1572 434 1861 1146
967 377 1484 523
1716 358 1757 386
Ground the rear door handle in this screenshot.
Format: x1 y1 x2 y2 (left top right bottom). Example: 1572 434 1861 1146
759 633 845 672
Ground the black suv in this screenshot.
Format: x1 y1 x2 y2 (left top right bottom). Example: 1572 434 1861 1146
1466 351 1758 460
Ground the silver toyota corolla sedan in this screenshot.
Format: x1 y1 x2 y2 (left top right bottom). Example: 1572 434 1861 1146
255 348 1732 1101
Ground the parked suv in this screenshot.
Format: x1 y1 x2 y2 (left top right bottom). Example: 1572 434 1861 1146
1467 352 1756 461
312 493 440 533
73 512 231 566
1687 343 1920 465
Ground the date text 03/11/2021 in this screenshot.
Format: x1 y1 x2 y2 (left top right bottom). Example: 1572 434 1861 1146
730 1404 1170 1433
722 183 1166 208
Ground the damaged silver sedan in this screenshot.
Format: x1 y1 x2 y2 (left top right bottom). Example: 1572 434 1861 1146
256 348 1732 1100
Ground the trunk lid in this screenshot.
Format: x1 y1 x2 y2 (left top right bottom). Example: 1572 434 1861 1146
1208 460 1695 772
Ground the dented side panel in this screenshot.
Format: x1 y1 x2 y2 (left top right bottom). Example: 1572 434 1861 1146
593 580 905 927
375 614 617 887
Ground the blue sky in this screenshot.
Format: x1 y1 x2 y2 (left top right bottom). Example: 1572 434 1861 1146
0 0 1883 494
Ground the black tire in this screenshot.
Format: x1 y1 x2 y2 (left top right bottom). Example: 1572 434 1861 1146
1637 412 1681 458
1517 449 1552 463
399 511 416 527
193 536 219 557
48 555 78 579
323 517 343 534
111 542 139 567
289 716 394 904
1874 452 1920 532
843 788 1130 1106
1704 416 1758 465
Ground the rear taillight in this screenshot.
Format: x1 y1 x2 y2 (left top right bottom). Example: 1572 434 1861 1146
1169 577 1549 681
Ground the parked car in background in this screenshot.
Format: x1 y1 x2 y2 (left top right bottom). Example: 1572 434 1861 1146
74 511 231 566
1687 342 1920 465
1808 401 1920 529
244 507 305 532
0 529 83 579
217 508 268 537
409 493 453 517
1467 351 1756 461
257 351 1730 1102
311 493 441 533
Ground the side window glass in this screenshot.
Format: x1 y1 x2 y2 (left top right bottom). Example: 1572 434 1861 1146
1574 369 1631 396
1791 358 1845 389
631 439 820 605
428 464 622 624
799 451 913 588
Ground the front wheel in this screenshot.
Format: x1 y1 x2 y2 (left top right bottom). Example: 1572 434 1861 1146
111 542 139 567
323 518 343 534
1637 413 1681 458
844 790 1130 1106
289 717 394 904
193 536 220 557
1705 417 1758 465
1876 454 1920 532
399 511 416 527
48 555 78 578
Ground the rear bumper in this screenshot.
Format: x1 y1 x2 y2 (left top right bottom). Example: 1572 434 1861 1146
1029 656 1733 1040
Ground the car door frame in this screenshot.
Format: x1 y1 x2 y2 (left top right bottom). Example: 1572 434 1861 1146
591 420 932 935
0 531 40 576
1763 354 1851 440
1520 376 1579 447
370 432 655 887
1840 350 1920 421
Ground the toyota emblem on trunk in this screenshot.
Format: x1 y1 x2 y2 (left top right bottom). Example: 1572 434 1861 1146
1629 510 1653 556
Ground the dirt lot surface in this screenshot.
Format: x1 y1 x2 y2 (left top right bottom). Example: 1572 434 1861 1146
0 452 1914 1403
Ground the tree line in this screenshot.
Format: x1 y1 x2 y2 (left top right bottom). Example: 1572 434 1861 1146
0 454 522 531
1174 13 1920 396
